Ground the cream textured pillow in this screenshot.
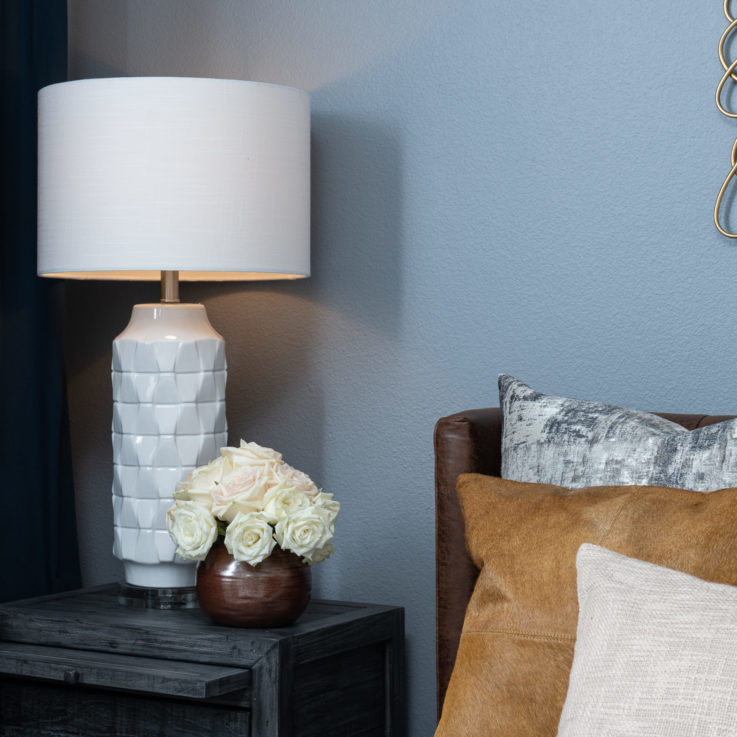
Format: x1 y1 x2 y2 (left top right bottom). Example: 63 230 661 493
499 374 737 489
558 544 737 737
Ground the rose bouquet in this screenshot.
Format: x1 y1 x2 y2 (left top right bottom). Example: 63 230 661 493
166 441 338 567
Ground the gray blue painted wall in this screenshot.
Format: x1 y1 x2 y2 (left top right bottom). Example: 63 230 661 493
66 2 735 734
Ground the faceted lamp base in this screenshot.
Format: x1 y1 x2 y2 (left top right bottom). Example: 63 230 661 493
111 302 227 598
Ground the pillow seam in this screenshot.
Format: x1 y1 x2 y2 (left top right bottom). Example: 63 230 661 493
460 629 575 643
597 487 637 548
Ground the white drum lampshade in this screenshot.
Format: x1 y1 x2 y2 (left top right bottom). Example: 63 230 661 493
37 77 310 605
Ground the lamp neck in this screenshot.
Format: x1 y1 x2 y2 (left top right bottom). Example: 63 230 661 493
160 270 180 303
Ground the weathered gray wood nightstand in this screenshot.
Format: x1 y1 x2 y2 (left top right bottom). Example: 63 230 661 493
0 585 405 736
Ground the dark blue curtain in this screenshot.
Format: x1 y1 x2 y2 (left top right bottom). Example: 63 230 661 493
1 0 81 601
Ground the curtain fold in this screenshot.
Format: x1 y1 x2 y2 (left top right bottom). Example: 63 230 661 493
1 0 82 601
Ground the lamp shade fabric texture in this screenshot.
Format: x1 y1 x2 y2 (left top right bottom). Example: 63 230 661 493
37 76 310 280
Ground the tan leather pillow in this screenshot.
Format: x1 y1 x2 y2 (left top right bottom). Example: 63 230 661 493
434 474 737 737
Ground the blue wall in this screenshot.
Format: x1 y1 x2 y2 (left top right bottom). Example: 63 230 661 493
67 2 735 734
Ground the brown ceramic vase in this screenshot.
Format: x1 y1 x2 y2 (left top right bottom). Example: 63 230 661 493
196 538 311 627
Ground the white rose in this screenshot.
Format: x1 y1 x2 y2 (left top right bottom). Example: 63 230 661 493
306 541 335 565
166 501 217 561
314 492 340 526
189 454 231 489
270 462 320 497
224 511 276 566
211 465 269 523
174 455 232 510
274 506 333 561
262 481 312 524
221 440 283 469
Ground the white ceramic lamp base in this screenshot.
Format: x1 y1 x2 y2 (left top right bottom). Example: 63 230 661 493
111 303 227 591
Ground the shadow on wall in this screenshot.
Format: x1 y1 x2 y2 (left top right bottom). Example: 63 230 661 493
310 113 404 338
190 283 325 469
305 113 408 603
68 0 128 80
63 279 156 584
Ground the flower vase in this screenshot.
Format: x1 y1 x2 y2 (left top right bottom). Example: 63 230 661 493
196 539 311 627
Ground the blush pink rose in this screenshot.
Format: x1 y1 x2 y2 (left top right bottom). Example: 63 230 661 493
211 466 269 523
271 462 320 497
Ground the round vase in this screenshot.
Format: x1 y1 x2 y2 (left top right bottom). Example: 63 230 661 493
196 539 311 627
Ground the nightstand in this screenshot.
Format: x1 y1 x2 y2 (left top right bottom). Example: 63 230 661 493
0 585 405 736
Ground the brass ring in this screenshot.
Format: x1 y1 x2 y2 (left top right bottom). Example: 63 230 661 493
713 138 737 238
716 58 737 117
718 18 737 80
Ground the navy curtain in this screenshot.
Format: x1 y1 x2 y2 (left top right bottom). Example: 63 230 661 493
1 0 81 601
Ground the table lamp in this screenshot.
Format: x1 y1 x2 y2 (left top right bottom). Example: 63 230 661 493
37 77 310 606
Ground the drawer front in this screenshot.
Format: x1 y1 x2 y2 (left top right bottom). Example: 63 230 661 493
0 642 250 699
0 678 250 737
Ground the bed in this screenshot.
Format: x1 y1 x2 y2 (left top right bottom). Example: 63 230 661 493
433 406 737 720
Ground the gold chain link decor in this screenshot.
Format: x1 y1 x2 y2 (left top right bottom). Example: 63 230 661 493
715 0 737 236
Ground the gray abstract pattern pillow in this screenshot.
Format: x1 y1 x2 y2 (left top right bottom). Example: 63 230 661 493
499 375 737 490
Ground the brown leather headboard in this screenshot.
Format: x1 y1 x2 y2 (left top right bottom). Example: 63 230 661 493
434 408 736 718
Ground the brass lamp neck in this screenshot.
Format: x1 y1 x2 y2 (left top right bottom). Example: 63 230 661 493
161 270 180 303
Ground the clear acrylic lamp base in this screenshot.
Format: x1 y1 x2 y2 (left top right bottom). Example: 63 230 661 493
111 303 227 597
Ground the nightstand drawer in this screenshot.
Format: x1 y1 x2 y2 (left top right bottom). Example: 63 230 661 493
0 678 251 737
0 642 250 698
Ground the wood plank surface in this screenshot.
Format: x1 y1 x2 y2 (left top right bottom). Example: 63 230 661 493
0 588 397 667
0 588 276 667
0 642 250 698
294 608 401 664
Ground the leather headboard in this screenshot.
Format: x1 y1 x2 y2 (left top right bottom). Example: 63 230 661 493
434 408 736 718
